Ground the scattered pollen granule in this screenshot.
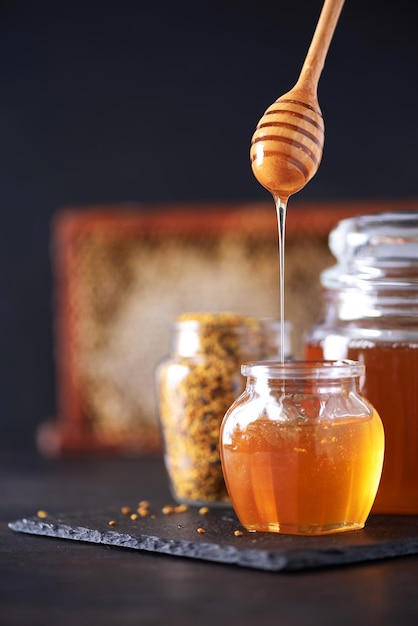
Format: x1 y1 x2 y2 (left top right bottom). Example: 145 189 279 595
130 513 139 520
36 510 48 518
197 527 206 534
121 506 132 515
174 504 189 513
108 520 117 526
198 506 209 515
234 530 244 537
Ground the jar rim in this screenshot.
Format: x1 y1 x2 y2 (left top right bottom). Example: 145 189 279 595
242 359 365 379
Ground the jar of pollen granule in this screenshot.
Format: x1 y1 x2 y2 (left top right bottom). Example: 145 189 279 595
155 312 291 507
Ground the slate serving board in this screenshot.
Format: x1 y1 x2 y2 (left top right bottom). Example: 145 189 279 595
9 504 418 572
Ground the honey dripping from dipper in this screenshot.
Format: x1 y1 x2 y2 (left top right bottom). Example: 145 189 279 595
250 0 344 359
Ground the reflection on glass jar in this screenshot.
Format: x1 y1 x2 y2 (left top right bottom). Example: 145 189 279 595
305 211 418 514
220 360 384 535
155 312 291 507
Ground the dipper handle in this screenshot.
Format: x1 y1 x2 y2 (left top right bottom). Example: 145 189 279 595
297 0 345 95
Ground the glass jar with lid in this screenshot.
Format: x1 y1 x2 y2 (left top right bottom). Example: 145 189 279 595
220 360 384 535
155 312 291 507
305 210 418 514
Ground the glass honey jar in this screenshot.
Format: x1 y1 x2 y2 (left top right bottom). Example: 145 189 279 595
220 360 384 535
155 312 291 507
305 210 418 514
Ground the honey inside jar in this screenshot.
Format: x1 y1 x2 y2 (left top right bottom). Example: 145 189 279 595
220 360 384 535
306 340 418 514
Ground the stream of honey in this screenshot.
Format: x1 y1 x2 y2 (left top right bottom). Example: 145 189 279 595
275 196 287 364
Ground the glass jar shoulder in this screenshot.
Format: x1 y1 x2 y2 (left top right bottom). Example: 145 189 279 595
221 382 375 435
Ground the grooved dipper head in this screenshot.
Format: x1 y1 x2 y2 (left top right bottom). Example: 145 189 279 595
250 89 324 200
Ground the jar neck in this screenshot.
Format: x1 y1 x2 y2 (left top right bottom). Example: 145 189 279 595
247 375 360 396
243 360 363 395
319 288 418 339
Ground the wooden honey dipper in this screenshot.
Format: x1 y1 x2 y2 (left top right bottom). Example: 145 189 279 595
250 0 345 201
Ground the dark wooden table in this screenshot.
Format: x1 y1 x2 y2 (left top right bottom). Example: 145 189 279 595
2 448 418 625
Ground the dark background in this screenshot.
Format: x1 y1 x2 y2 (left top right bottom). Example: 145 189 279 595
1 0 417 452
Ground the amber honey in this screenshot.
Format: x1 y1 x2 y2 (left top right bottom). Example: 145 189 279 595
306 340 418 514
220 360 384 535
222 412 384 535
